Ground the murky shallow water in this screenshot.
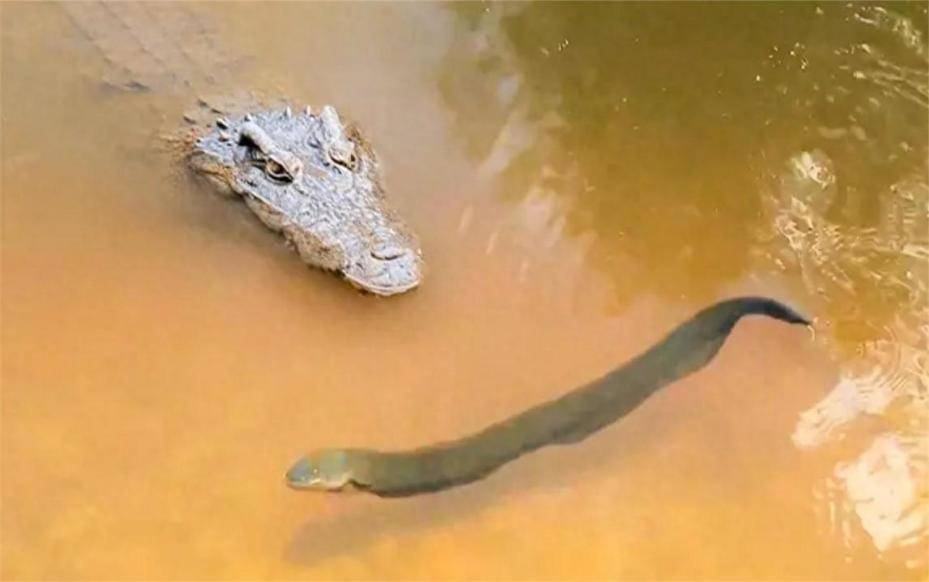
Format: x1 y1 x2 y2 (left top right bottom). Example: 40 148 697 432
2 2 927 579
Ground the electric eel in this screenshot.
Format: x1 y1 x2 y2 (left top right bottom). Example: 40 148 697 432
286 297 810 497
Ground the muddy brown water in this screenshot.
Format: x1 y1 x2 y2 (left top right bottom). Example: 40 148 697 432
2 2 926 579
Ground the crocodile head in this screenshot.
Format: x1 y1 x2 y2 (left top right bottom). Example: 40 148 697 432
188 104 423 296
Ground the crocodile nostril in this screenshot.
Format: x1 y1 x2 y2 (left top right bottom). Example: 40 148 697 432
371 244 405 261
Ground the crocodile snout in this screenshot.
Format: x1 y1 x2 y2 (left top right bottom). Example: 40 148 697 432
344 244 422 296
370 243 406 261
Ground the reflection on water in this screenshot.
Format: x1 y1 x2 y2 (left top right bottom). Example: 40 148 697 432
2 1 926 579
770 149 928 567
440 1 928 571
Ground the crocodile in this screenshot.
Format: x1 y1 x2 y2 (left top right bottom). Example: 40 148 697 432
62 1 423 296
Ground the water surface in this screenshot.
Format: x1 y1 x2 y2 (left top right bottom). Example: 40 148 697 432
2 2 926 579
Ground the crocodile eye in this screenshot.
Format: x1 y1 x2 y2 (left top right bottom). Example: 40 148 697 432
265 160 293 183
325 147 359 172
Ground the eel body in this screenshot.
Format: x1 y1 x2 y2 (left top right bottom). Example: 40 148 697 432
286 297 809 497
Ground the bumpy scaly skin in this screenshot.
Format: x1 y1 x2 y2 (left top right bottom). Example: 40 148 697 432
63 3 422 295
188 105 423 296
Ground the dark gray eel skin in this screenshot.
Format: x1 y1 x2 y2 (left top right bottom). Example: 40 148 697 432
286 297 809 497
